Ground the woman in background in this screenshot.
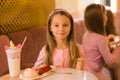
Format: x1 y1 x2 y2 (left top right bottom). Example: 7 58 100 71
105 9 120 80
105 10 116 36
105 10 120 52
82 3 120 80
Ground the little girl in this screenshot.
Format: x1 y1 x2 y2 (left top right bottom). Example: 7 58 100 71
82 3 120 80
34 9 85 69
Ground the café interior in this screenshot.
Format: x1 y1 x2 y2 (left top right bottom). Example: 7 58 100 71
0 0 120 80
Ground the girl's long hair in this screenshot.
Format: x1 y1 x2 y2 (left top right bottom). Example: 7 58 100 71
45 9 80 68
84 4 106 35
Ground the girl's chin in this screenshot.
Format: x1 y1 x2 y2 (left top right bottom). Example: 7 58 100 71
56 37 67 40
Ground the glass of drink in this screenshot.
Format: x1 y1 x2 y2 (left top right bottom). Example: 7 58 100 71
5 41 21 77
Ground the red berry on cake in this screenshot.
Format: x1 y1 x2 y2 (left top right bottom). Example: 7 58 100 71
38 65 52 75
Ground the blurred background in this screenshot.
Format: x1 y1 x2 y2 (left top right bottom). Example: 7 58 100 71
0 0 120 34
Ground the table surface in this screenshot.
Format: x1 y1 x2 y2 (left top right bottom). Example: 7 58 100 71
0 67 98 80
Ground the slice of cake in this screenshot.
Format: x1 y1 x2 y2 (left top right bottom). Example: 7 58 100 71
38 65 52 75
23 65 52 78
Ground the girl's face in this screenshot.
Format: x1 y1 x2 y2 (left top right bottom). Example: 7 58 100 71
50 14 71 41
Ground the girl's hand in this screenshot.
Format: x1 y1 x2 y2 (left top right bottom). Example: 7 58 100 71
107 34 115 43
76 58 84 70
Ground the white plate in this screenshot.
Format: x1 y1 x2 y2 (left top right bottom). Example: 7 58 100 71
19 65 56 80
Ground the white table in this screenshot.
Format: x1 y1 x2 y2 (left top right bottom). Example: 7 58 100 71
42 67 98 80
0 67 98 80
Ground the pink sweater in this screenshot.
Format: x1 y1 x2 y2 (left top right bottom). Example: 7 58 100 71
82 32 120 79
34 45 85 68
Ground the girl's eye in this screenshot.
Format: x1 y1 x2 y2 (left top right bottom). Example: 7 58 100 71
63 24 68 27
54 25 59 27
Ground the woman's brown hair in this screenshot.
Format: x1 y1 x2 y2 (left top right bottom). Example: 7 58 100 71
84 4 106 35
105 10 116 36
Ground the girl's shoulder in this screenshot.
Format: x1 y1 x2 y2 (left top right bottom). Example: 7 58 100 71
89 32 106 40
83 31 105 40
89 32 104 37
41 45 46 50
40 45 46 53
91 33 108 44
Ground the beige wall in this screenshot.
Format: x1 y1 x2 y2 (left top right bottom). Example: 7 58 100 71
117 0 120 10
55 0 106 18
55 0 79 10
55 0 80 18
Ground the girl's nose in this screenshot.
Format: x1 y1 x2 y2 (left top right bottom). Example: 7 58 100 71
59 26 64 30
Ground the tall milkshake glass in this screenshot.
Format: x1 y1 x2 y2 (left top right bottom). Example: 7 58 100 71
5 41 21 77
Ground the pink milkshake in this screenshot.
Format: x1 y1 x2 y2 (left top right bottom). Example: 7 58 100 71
5 41 21 77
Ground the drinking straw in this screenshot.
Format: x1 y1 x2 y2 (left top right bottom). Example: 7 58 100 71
21 36 27 48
